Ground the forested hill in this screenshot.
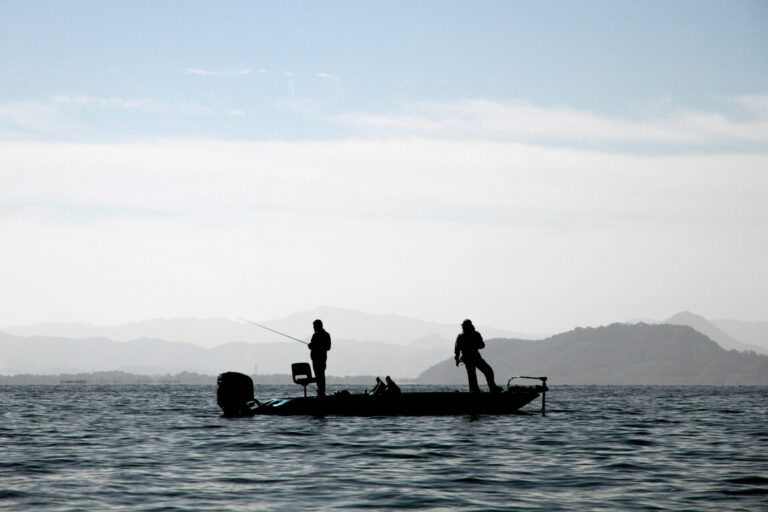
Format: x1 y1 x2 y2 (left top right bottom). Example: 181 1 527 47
417 323 768 385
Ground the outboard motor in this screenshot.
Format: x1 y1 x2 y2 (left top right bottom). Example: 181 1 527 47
217 372 256 417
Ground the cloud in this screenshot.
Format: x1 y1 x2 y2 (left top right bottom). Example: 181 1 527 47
54 95 167 110
0 100 67 138
315 73 331 79
12 93 762 152
2 138 765 226
53 95 219 117
1 138 766 330
185 67 251 76
339 98 768 148
733 95 768 117
0 96 245 140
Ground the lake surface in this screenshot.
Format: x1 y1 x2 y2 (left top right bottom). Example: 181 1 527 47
1 385 766 511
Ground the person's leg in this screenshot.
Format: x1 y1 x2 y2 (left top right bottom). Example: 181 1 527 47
475 357 499 391
312 360 326 397
465 363 480 393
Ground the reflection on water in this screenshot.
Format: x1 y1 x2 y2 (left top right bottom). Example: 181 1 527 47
1 385 766 511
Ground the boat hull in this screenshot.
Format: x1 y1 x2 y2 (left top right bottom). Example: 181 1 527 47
246 388 543 416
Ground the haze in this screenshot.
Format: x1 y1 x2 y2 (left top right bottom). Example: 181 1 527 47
1 2 766 334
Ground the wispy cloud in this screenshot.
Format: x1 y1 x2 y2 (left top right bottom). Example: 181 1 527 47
0 96 240 140
185 67 251 76
339 98 768 148
54 95 167 110
314 72 343 93
733 95 768 117
5 95 767 151
0 100 64 137
53 95 217 116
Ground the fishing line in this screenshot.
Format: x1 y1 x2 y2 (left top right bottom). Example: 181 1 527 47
239 317 309 345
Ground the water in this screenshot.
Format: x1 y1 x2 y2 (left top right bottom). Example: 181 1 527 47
1 385 766 511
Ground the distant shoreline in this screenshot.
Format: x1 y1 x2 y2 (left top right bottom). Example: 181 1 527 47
1 372 766 386
0 371 416 386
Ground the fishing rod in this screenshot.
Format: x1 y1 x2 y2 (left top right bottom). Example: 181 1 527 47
238 317 308 345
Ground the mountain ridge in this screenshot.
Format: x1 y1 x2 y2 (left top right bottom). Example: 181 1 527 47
4 320 768 384
0 331 445 379
712 318 768 351
417 323 768 385
662 311 768 355
1 306 542 349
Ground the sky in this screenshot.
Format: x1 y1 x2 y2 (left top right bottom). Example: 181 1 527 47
1 1 767 334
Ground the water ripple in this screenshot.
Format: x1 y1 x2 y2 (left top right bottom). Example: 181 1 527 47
0 385 766 511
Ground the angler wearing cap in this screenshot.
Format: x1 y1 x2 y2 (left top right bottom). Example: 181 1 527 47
308 319 331 397
455 319 502 393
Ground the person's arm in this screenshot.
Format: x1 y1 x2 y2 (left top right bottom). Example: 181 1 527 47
475 332 485 350
454 336 461 366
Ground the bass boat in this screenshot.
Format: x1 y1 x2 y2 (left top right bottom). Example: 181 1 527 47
217 364 548 417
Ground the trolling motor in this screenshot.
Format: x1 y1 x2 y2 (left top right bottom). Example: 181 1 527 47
217 372 258 417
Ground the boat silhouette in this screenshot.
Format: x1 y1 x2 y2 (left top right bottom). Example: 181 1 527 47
217 365 548 417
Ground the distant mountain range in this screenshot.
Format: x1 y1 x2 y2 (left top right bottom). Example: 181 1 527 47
417 323 768 385
661 311 768 355
1 306 539 349
1 307 767 384
0 332 445 379
711 318 768 350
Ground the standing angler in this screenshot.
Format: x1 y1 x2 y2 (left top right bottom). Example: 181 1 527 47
309 319 331 397
455 319 502 393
